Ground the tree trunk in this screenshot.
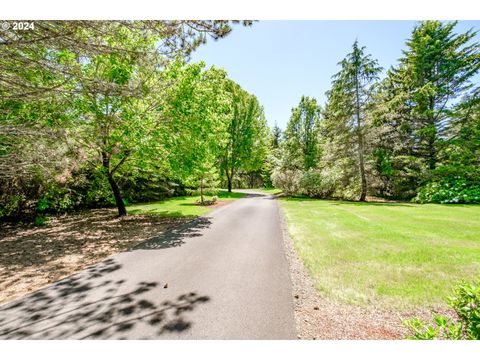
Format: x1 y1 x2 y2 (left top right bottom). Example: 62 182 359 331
107 173 127 217
427 136 436 170
226 168 233 192
357 132 367 202
427 96 437 170
200 177 205 205
102 150 127 217
355 69 367 202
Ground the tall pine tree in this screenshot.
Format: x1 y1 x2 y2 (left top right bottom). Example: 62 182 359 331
323 40 382 201
372 21 480 199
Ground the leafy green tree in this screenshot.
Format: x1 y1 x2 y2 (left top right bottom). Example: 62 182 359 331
0 21 250 218
188 163 220 205
221 80 269 192
323 41 382 201
160 61 229 199
67 28 166 216
0 21 252 101
282 96 322 171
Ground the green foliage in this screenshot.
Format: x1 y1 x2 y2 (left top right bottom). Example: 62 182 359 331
1 20 479 218
298 169 336 198
371 21 480 200
271 168 302 196
271 123 282 149
0 21 253 220
160 61 230 202
272 96 324 196
273 21 479 203
221 80 271 191
282 96 322 171
322 40 382 201
38 186 77 213
403 314 463 340
404 278 480 340
414 177 480 204
187 164 220 205
400 20 479 170
34 214 49 226
450 280 480 339
0 195 26 219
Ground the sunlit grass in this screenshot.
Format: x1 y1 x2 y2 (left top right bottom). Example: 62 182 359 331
127 190 245 218
253 188 283 195
280 198 480 309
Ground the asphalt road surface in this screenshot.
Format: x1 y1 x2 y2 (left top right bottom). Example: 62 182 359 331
0 190 296 339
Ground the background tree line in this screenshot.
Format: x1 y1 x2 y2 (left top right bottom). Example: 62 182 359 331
0 21 270 220
272 20 480 204
2 20 479 223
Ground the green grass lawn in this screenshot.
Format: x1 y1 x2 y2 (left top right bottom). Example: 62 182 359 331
280 198 480 309
127 190 245 218
253 188 283 195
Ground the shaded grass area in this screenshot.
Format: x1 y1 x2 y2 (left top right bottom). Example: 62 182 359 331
280 198 480 310
127 190 245 217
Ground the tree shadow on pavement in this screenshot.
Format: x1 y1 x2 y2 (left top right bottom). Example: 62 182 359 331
0 258 210 339
244 193 265 198
0 209 191 305
133 217 213 250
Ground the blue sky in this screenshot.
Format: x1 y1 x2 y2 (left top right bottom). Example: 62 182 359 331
190 20 480 129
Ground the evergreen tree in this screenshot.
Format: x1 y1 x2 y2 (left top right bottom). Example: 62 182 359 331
323 41 382 201
372 21 480 199
390 21 479 170
271 122 283 149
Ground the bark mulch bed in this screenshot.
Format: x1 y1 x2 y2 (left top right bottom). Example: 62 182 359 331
0 209 191 305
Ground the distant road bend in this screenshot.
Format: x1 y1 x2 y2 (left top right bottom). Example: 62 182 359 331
0 190 296 339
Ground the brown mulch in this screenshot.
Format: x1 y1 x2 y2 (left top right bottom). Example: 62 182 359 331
0 209 191 305
278 207 453 340
195 199 233 209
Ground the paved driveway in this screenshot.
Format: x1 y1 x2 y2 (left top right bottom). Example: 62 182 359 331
0 190 295 339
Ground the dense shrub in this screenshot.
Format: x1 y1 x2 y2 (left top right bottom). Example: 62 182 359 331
271 168 301 196
372 153 427 200
414 177 480 204
0 157 190 222
403 278 480 340
38 185 82 213
0 166 56 220
298 169 336 198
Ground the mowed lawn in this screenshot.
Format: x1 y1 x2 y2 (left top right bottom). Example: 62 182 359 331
127 190 245 217
253 188 283 196
280 198 480 309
